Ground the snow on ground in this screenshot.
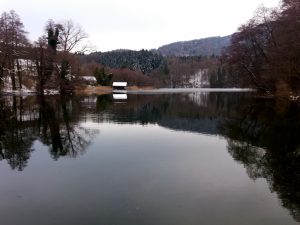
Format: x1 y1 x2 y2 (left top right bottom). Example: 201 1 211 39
43 89 60 95
1 76 36 95
1 77 61 95
187 69 210 88
290 95 300 101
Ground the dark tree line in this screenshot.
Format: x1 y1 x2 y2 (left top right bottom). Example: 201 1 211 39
80 49 220 88
223 0 300 95
81 49 165 74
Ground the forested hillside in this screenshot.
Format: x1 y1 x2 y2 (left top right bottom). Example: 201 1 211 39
157 36 231 57
81 50 165 74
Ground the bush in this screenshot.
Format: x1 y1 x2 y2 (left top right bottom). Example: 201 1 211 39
94 68 112 86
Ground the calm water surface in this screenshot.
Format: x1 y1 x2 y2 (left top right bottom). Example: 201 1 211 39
0 92 299 225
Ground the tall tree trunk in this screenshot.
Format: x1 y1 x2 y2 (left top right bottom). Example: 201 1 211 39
16 59 22 89
10 73 16 91
10 60 16 91
0 65 3 89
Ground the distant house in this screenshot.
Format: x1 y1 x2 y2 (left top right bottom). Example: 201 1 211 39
112 82 127 91
80 76 97 85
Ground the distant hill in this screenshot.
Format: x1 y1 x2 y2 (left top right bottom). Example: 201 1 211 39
79 35 232 74
156 35 232 57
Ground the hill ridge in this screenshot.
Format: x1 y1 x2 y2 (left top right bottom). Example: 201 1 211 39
156 35 232 57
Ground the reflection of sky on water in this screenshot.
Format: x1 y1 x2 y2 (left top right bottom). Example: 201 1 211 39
0 122 296 225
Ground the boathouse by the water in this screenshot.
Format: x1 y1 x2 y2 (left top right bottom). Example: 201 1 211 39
112 82 127 90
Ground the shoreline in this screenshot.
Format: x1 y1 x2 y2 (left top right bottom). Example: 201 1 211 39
1 88 300 103
0 87 256 96
74 85 255 95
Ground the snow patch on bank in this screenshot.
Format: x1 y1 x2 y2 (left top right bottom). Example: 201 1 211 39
290 95 300 101
1 76 36 95
1 77 60 95
187 69 209 88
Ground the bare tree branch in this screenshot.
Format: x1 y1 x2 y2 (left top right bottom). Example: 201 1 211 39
58 20 88 53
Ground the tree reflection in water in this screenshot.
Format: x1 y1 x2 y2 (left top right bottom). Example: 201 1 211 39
0 96 37 170
219 98 300 222
0 92 299 223
0 95 97 170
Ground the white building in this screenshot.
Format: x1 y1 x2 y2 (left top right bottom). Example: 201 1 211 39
112 82 127 90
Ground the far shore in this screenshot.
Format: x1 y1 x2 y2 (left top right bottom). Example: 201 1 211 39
0 86 255 96
74 85 255 95
74 85 155 95
3 87 299 102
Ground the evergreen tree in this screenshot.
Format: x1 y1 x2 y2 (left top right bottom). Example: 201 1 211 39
94 68 112 86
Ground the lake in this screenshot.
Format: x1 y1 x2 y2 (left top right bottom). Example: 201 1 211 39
0 91 299 225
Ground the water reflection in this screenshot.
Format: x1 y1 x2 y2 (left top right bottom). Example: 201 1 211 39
113 93 127 101
219 98 300 222
0 96 97 170
0 92 299 223
0 96 35 170
83 92 240 132
0 92 244 171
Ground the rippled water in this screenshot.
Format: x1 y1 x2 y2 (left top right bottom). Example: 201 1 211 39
0 92 299 225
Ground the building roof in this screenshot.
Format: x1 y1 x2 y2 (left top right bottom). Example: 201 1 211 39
81 76 97 81
112 82 127 87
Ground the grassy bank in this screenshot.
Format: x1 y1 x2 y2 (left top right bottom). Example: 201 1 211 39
74 85 154 95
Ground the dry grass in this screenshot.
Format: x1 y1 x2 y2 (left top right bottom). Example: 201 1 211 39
126 86 154 90
22 75 36 90
74 85 112 95
74 85 155 95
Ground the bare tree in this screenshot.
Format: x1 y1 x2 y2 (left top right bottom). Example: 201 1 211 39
224 0 300 95
33 38 52 95
32 19 89 94
0 10 29 90
32 20 61 95
58 20 88 53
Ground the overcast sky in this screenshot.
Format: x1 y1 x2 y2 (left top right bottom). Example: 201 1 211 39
1 0 280 51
